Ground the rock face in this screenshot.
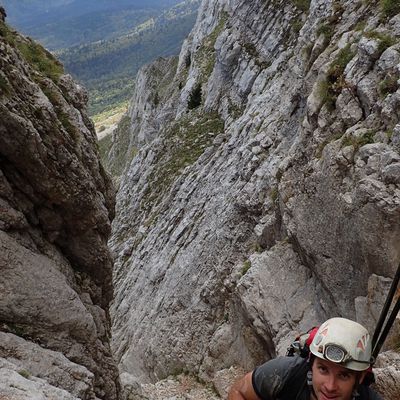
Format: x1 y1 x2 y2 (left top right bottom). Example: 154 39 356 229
108 0 400 398
0 19 119 399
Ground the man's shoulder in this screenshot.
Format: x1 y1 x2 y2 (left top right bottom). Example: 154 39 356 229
254 355 308 377
252 356 309 400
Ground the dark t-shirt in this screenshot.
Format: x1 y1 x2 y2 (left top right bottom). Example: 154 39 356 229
252 356 382 400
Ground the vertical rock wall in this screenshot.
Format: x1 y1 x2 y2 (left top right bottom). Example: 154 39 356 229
0 20 119 399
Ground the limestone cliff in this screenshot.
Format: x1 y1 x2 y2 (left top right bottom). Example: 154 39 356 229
0 19 119 399
109 0 400 398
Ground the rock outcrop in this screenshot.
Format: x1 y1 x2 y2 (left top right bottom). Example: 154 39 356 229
108 0 400 398
0 18 119 399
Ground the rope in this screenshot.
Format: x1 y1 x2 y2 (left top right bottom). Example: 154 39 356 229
371 262 400 361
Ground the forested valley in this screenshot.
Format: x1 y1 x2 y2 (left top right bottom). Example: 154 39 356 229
2 0 200 115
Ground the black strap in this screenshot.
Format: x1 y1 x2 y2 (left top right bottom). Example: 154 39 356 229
371 262 400 360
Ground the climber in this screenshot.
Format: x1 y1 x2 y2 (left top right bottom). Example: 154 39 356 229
228 317 382 400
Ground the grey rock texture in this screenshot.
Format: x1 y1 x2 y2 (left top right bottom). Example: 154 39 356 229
108 0 400 398
0 20 119 399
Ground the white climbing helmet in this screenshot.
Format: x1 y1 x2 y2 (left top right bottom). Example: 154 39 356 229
310 317 372 371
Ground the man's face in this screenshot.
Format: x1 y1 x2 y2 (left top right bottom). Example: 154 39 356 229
311 358 359 400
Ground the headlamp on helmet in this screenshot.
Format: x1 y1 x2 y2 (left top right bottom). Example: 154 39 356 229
310 317 372 371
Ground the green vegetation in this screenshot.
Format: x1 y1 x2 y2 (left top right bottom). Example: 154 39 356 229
100 114 133 177
386 129 394 141
57 110 79 139
18 370 30 379
364 30 397 56
379 75 399 97
0 20 16 45
88 76 135 116
58 10 197 115
17 39 64 82
23 8 161 51
291 0 311 12
195 12 228 81
242 42 271 69
141 112 224 213
249 242 263 253
40 84 59 105
318 44 356 110
92 101 128 130
7 323 27 338
316 23 335 47
354 20 367 32
270 187 279 203
228 102 245 120
292 19 304 34
380 0 400 19
98 134 113 163
241 260 252 276
341 130 375 151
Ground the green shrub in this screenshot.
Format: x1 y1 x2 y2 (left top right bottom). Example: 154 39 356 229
316 24 334 47
380 0 400 18
57 110 79 140
364 31 396 55
241 260 252 276
249 242 263 253
379 75 399 96
40 85 59 105
329 44 355 77
317 79 336 111
18 370 30 379
318 44 355 110
292 0 311 12
354 20 367 31
342 131 375 150
292 19 304 34
0 21 16 45
270 187 279 203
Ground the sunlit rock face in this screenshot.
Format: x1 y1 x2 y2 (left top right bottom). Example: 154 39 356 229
0 19 119 400
109 0 400 398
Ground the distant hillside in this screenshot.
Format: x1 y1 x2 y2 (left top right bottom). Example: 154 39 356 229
1 0 200 115
58 1 200 115
1 0 182 49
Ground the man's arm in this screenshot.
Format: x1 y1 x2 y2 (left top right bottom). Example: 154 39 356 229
228 372 262 400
